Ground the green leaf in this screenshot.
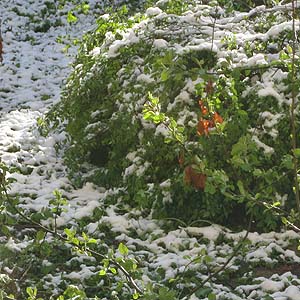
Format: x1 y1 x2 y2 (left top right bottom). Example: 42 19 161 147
164 137 173 144
82 232 88 241
161 69 169 81
36 230 46 242
26 287 37 298
102 259 110 268
204 180 216 195
143 111 155 121
53 189 62 199
281 154 294 169
158 287 176 300
67 11 78 24
148 92 159 105
71 237 80 246
293 148 300 158
133 292 139 299
279 50 289 60
118 242 129 256
1 225 10 237
208 293 217 300
170 118 177 129
109 267 117 274
203 255 213 264
88 238 97 244
177 126 185 133
281 217 288 225
286 44 293 54
237 180 245 196
272 201 281 208
152 114 165 124
253 169 263 177
192 57 204 67
195 287 212 298
64 228 76 239
82 4 90 14
99 269 106 276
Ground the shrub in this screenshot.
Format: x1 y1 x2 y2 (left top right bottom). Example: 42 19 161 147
47 0 300 230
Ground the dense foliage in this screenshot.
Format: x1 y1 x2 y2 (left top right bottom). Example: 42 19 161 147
47 0 300 230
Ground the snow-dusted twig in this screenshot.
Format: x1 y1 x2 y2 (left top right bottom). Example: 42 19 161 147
0 18 3 63
290 0 300 212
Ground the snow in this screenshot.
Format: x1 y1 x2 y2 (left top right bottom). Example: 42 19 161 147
155 123 169 137
145 7 162 16
261 279 285 292
5 237 28 252
244 53 268 66
153 38 169 48
283 286 300 300
65 265 97 280
136 73 155 83
258 86 285 106
107 29 139 58
102 207 131 234
186 225 223 241
252 135 274 154
167 90 193 111
160 179 171 188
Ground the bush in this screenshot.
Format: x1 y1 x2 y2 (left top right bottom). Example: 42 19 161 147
47 0 300 230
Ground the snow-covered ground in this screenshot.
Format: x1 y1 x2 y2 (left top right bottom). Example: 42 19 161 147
1 1 300 299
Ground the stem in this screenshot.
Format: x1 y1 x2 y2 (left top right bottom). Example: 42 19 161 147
262 202 300 232
291 0 300 213
54 204 58 235
210 8 217 52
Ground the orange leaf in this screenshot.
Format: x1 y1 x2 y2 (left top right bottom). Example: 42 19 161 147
198 100 208 115
197 119 210 136
213 112 223 124
201 106 208 116
184 165 206 190
184 165 192 185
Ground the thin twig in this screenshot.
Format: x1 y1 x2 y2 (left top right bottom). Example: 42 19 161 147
0 18 3 63
290 0 300 212
210 8 217 52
